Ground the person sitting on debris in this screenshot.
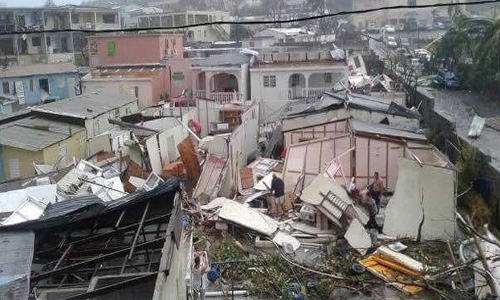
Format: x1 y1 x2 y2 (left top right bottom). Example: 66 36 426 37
361 189 380 232
192 254 208 300
188 119 202 137
369 172 385 208
270 173 285 218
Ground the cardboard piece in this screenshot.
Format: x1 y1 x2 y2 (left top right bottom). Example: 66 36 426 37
177 136 201 182
240 167 254 189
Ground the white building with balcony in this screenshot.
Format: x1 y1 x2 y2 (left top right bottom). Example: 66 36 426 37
191 52 253 104
250 51 348 122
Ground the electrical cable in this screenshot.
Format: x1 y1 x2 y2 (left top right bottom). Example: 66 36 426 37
0 0 498 36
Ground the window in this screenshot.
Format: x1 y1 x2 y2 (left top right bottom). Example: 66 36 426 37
39 78 49 94
46 37 51 46
103 14 116 24
324 73 333 83
263 75 277 88
150 16 160 27
188 14 194 24
408 0 416 5
291 74 301 87
18 15 26 26
2 81 10 94
72 14 80 24
58 144 68 164
8 158 20 179
107 41 116 56
113 108 120 119
134 86 139 98
32 36 41 47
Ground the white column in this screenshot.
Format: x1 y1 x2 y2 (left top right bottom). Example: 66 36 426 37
241 63 249 101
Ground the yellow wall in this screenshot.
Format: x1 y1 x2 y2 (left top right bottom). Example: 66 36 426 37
1 130 88 180
1 146 44 179
43 130 88 166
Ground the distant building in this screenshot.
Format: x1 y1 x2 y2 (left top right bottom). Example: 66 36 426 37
250 50 348 122
83 33 192 106
246 27 316 48
0 5 121 66
0 62 79 105
31 89 139 140
0 117 86 180
351 0 465 29
133 10 231 43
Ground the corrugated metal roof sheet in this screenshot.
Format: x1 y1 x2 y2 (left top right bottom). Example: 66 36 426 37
0 62 77 78
0 116 84 151
31 90 137 119
350 120 427 141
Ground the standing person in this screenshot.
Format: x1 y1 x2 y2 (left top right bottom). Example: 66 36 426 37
361 189 380 232
270 173 285 218
369 172 385 208
192 255 208 300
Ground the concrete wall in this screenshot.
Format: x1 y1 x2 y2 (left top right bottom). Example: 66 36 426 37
410 88 500 228
0 73 78 105
1 146 43 180
250 65 347 122
88 34 183 67
42 130 87 167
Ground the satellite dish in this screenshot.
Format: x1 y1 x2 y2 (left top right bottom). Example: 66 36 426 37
22 34 27 41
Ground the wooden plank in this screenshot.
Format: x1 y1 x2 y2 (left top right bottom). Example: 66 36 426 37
177 136 201 182
240 167 254 189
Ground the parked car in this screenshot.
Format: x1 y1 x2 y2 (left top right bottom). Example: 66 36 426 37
437 69 460 89
386 36 397 48
425 22 434 30
434 22 446 30
414 49 431 61
382 25 396 33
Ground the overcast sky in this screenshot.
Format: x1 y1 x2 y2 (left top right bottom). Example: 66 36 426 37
1 0 81 7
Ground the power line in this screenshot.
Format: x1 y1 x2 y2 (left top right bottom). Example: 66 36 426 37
0 0 498 36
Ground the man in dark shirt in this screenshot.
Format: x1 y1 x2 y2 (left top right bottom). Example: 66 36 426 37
270 173 285 218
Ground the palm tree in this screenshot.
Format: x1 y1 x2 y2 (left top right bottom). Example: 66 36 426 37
436 14 499 93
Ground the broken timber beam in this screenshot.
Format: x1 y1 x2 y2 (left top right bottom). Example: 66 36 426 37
31 237 166 282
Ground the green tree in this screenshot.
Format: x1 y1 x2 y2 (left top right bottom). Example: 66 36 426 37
435 15 500 95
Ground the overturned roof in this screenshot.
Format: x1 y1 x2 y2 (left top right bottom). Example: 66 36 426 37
350 120 427 141
0 62 78 78
324 92 421 119
31 90 137 120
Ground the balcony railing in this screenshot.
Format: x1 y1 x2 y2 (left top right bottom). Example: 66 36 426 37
210 92 243 104
288 88 330 100
193 90 206 98
193 91 243 104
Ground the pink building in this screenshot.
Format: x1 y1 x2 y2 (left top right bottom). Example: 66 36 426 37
82 33 192 107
